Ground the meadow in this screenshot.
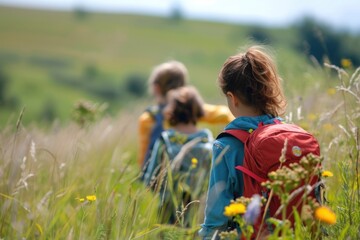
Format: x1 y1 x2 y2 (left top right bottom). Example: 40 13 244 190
0 6 327 126
0 6 359 240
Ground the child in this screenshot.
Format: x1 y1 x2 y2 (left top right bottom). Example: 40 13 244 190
143 86 214 225
199 46 287 239
138 60 233 172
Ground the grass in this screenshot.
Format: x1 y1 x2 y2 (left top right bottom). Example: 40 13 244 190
1 64 359 239
0 5 359 240
0 6 335 126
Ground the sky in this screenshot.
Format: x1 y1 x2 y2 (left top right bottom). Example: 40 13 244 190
0 0 359 32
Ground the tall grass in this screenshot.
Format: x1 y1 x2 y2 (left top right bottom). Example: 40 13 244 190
1 64 360 239
320 64 360 239
289 64 360 239
0 107 165 239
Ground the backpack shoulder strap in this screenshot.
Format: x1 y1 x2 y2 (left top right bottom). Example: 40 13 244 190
202 128 214 142
217 129 250 143
218 129 268 183
235 165 267 183
145 105 160 118
160 131 177 158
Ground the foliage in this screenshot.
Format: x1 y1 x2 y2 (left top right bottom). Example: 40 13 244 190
321 64 360 238
1 64 359 240
72 99 107 127
0 68 8 104
246 25 272 44
39 99 57 123
123 73 147 97
220 154 327 240
295 17 360 66
0 7 359 126
73 6 89 20
0 6 360 240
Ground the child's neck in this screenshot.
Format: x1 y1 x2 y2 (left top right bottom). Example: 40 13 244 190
233 102 261 117
173 123 198 134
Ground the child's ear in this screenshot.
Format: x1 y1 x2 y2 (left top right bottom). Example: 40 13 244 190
226 92 239 106
153 83 161 95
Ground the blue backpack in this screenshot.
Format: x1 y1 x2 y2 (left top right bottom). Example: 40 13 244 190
160 129 213 199
140 104 165 180
144 128 213 224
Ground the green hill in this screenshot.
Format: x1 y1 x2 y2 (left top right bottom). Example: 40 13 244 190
0 6 352 126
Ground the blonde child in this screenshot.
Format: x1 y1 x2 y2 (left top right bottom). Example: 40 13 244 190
138 60 233 173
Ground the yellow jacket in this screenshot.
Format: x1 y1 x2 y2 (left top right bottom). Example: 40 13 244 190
137 103 234 166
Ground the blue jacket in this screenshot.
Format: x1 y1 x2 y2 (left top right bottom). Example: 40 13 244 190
199 114 280 239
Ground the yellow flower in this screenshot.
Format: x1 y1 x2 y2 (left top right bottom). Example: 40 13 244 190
341 58 352 69
76 197 85 202
191 158 198 169
298 121 309 131
86 195 97 202
322 170 334 178
307 113 317 121
224 202 246 217
314 206 336 225
326 88 337 96
322 123 334 132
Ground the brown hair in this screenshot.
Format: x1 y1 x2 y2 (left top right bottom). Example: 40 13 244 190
148 60 188 97
218 46 286 116
163 86 205 126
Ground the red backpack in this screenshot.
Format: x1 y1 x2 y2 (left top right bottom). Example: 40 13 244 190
218 120 320 235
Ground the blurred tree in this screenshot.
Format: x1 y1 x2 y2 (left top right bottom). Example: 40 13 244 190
123 74 147 97
39 100 57 123
0 69 8 105
170 1 183 22
73 6 89 20
83 64 99 80
295 17 360 67
247 25 272 44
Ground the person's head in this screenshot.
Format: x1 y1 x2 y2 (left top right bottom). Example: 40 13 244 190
148 60 188 102
163 86 205 126
218 45 286 117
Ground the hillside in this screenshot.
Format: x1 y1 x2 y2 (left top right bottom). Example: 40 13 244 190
1 6 360 240
0 6 348 126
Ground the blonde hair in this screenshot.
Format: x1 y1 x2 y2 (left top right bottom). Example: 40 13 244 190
163 86 205 126
148 60 188 97
218 46 286 116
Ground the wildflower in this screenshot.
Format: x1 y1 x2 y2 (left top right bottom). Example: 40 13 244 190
299 121 309 131
307 113 317 121
268 171 277 180
321 170 333 178
326 88 337 96
224 202 246 217
314 206 336 225
86 195 97 202
341 58 352 69
191 158 198 169
322 123 334 132
244 194 261 225
76 197 85 202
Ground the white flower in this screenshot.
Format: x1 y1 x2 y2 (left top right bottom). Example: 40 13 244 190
244 194 261 225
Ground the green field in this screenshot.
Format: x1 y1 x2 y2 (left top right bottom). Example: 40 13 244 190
0 6 337 127
0 5 359 240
